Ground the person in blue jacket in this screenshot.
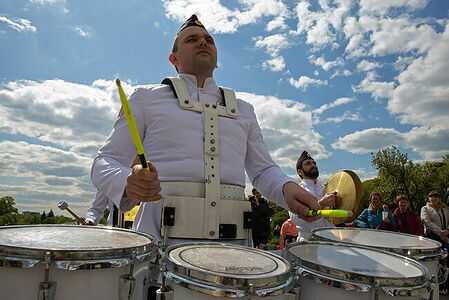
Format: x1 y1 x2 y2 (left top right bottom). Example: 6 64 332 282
355 192 397 230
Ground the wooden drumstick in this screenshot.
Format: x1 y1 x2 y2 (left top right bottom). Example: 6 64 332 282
57 200 84 224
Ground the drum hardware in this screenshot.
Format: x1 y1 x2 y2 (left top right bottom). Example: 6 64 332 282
156 262 174 300
119 251 137 300
38 252 56 300
219 224 237 238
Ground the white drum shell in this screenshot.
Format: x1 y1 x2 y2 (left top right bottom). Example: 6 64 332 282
0 261 151 300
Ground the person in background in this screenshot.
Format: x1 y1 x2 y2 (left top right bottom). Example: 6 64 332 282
392 195 423 236
273 224 281 239
249 188 274 248
421 191 449 250
355 192 397 230
289 151 336 239
280 218 298 249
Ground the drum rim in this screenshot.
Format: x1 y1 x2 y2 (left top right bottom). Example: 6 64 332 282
311 227 444 259
284 240 430 289
164 242 293 294
0 225 157 269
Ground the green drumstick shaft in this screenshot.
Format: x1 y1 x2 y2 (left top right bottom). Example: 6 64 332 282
307 209 353 218
116 79 149 171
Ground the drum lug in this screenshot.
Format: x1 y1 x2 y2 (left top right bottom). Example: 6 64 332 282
156 286 174 300
38 252 56 300
119 251 137 300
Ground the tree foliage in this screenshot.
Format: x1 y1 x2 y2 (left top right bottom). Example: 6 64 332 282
370 146 448 211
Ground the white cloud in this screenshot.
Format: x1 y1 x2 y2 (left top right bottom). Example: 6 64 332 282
266 16 288 31
289 76 328 91
359 0 430 15
330 69 352 79
237 92 330 167
357 59 381 72
162 0 289 34
314 97 355 114
262 57 285 72
73 26 89 37
0 79 133 156
332 128 406 154
0 16 36 33
321 111 363 123
352 71 394 101
308 55 344 71
30 0 61 4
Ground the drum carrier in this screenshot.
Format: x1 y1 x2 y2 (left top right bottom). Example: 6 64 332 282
159 77 252 241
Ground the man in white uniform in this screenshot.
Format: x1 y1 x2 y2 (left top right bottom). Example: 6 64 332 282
289 151 336 240
91 15 321 246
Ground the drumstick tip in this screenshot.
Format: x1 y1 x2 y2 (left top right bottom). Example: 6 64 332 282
347 211 353 217
116 78 121 86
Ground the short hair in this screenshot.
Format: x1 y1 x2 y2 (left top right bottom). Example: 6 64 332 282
396 195 408 203
369 192 381 201
171 33 181 53
428 191 441 197
252 188 258 194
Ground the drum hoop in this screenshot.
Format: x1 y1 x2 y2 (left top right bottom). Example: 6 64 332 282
311 227 443 258
165 242 293 291
0 225 157 269
284 240 430 289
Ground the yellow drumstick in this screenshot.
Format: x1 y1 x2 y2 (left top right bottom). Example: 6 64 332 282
116 79 149 171
308 209 353 218
116 79 159 203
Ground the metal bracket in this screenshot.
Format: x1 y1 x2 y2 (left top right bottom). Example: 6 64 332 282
119 251 136 300
163 207 175 226
219 224 237 239
38 252 56 300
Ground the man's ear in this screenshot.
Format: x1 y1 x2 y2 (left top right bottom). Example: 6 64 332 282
169 53 177 66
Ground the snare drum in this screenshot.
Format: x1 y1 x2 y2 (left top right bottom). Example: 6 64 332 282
158 242 296 299
0 225 158 300
311 228 447 299
284 241 433 300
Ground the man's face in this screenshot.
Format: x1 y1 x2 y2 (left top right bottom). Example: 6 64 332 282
299 159 319 179
371 195 381 209
252 190 261 200
169 26 217 77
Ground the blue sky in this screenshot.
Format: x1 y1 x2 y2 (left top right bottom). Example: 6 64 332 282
1 0 448 217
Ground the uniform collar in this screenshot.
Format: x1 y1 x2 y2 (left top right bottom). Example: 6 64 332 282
302 178 320 186
179 74 218 90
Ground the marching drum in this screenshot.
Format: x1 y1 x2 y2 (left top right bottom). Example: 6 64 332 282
311 228 447 299
0 225 158 300
284 241 433 300
158 242 296 299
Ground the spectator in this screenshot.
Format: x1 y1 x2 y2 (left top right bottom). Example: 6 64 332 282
250 188 274 248
421 191 449 250
392 195 423 236
273 224 281 239
280 218 298 249
355 192 397 230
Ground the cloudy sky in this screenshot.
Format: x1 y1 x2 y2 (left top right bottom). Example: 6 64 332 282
1 0 448 218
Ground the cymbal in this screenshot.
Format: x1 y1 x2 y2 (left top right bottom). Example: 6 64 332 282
323 170 363 224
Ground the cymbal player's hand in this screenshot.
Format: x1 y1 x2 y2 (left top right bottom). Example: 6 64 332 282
125 162 162 203
283 182 321 222
319 191 337 209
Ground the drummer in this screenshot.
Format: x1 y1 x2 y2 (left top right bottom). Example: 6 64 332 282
288 151 336 240
91 15 321 246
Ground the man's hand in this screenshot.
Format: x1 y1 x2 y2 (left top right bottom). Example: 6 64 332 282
319 191 337 209
441 229 449 242
282 181 321 222
83 219 94 226
125 162 162 203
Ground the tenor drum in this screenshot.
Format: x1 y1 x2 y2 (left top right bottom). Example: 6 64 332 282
158 242 296 299
284 241 433 300
0 225 158 300
311 228 447 299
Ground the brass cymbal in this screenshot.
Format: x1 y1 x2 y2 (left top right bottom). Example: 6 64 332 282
323 170 363 224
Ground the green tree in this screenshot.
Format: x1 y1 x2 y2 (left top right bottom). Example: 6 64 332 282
47 209 55 218
41 211 47 222
0 196 19 216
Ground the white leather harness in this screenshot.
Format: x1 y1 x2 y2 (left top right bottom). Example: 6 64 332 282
160 77 251 240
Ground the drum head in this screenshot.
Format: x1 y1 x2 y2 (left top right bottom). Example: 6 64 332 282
312 228 442 257
0 225 156 268
165 243 292 296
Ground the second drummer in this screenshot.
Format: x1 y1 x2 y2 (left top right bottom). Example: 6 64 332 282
289 151 336 240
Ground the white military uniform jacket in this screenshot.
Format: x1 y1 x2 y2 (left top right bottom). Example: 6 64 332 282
91 74 294 244
289 178 334 239
85 190 113 226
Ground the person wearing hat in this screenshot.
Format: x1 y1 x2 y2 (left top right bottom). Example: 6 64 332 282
288 150 336 240
421 191 449 249
91 15 321 246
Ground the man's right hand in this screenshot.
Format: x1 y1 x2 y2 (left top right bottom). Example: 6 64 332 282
319 191 337 209
282 181 321 222
125 162 162 203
